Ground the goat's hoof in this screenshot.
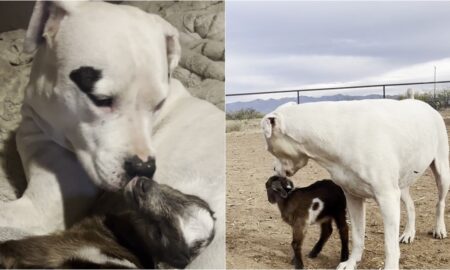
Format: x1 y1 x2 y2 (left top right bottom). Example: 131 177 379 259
293 258 303 269
399 231 415 244
308 251 318 258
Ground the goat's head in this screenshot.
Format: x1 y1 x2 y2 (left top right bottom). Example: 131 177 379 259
265 175 294 204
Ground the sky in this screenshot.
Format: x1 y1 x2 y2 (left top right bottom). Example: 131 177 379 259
226 1 450 102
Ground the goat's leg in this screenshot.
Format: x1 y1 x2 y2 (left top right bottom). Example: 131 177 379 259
308 220 332 258
291 222 306 269
335 211 350 262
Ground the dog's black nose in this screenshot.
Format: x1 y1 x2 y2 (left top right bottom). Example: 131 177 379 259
124 155 156 179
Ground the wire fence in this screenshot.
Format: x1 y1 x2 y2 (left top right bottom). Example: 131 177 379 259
226 80 450 106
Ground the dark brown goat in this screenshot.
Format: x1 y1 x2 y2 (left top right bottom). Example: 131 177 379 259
266 176 349 269
0 177 215 269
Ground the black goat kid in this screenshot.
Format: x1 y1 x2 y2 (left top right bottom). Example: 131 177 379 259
266 176 349 269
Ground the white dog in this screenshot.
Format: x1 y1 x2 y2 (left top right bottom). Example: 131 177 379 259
0 1 224 268
262 98 449 269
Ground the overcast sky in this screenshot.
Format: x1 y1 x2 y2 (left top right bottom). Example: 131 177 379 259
226 1 450 102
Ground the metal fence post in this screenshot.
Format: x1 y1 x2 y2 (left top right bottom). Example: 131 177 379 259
383 85 386 99
297 91 300 104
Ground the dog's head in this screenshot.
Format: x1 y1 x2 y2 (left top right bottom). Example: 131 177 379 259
261 111 310 177
265 175 294 204
25 1 181 190
124 177 215 268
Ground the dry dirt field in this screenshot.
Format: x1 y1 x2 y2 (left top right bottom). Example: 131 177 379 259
226 110 450 269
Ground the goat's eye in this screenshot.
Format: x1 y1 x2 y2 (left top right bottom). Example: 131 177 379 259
87 94 113 107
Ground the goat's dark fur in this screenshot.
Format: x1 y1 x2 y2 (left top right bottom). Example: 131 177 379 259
0 177 215 269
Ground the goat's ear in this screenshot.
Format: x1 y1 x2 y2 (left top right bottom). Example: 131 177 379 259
148 14 181 78
279 188 288 199
24 1 86 53
272 184 288 199
266 189 277 204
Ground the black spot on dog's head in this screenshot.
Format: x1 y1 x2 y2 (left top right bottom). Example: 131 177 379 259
69 66 102 94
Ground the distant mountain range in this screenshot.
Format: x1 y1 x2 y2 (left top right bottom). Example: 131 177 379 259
226 94 400 114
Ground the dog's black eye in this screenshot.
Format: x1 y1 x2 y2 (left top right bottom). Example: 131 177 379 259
154 98 166 112
87 94 113 107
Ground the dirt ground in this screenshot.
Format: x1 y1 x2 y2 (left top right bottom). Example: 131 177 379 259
226 111 450 269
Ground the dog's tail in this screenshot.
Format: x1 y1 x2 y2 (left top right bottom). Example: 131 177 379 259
406 88 415 99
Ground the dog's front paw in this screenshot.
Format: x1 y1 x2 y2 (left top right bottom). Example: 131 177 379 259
399 230 415 244
336 259 357 270
430 226 447 239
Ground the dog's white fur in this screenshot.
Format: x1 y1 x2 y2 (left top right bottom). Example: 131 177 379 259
262 98 449 269
0 1 224 268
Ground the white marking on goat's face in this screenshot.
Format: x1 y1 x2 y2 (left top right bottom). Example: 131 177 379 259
307 198 324 225
178 206 215 249
74 246 136 268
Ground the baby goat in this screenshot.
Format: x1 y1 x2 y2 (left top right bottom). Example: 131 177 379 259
266 176 349 269
0 177 215 269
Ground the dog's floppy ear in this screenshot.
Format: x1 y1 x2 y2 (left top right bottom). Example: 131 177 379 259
261 113 286 139
149 14 181 78
24 1 86 53
261 114 276 138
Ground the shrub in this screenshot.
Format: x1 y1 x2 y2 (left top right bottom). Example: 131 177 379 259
398 89 450 110
226 108 263 120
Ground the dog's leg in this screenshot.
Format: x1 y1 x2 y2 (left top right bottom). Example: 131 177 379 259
0 197 47 235
376 190 401 269
309 220 332 258
335 211 350 262
0 117 98 238
337 192 365 270
430 159 449 239
399 187 415 244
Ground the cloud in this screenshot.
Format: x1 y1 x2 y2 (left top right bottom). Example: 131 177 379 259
226 58 450 103
226 1 450 100
227 53 396 93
